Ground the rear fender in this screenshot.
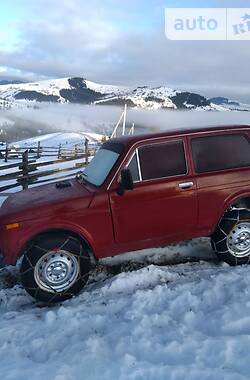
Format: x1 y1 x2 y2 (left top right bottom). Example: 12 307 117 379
212 190 250 233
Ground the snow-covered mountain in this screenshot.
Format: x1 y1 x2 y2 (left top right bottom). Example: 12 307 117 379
209 97 250 112
0 77 224 111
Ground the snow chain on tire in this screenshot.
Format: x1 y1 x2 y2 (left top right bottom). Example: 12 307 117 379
211 208 250 266
20 233 91 303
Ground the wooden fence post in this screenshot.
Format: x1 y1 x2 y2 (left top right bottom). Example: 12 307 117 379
37 141 41 159
4 142 8 162
22 150 29 190
74 144 78 158
58 144 62 159
85 138 89 165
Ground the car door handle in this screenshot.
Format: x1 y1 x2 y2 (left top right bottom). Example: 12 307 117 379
179 182 194 190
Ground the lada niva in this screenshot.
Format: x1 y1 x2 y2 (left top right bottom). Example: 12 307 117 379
1 125 250 303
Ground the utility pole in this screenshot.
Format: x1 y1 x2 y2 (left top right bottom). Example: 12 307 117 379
122 104 127 136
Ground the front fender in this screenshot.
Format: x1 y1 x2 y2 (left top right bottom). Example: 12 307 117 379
3 219 97 265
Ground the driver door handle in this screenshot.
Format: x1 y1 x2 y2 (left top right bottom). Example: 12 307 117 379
179 182 194 190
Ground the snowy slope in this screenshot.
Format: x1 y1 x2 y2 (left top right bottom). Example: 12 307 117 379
14 132 104 149
0 78 71 103
0 238 250 379
210 97 250 112
0 77 229 111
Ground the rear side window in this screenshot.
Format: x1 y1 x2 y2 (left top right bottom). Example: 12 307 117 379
192 134 250 173
138 140 187 180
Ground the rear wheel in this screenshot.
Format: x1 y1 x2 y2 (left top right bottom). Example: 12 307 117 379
20 232 90 303
211 208 250 266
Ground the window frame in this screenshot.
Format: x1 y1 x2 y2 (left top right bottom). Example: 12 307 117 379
191 133 250 174
126 148 142 183
126 139 188 183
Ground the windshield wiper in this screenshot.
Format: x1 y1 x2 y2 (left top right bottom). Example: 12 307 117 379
76 171 88 184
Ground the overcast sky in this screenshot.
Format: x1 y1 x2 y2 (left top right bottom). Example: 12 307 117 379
0 0 249 101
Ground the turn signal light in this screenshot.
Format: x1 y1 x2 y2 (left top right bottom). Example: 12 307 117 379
6 223 20 230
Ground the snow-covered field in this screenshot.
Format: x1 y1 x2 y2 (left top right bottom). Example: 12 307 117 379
0 239 250 380
13 131 103 149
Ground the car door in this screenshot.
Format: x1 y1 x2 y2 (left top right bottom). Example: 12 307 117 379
190 132 250 232
109 137 198 244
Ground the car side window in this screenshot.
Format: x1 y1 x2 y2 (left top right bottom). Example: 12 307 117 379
138 140 187 181
127 152 140 182
192 134 250 173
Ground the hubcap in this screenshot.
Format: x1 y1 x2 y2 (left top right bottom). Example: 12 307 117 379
34 250 79 293
227 222 250 258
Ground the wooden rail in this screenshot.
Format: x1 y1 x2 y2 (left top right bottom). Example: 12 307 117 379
0 138 97 196
0 138 96 162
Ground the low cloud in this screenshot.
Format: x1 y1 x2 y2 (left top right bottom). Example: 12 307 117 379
1 104 250 142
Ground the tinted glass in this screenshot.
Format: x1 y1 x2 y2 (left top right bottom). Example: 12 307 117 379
138 140 187 180
192 134 250 173
127 153 140 182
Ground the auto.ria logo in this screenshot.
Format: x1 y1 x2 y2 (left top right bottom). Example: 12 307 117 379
165 8 250 40
233 13 250 35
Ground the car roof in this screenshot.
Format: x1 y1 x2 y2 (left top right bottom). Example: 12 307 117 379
109 124 250 148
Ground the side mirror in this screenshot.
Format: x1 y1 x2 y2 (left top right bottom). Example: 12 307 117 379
117 168 134 196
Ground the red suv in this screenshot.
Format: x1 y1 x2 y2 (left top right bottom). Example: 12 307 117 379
1 125 250 303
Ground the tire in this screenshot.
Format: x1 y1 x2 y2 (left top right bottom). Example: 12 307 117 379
211 208 250 266
20 232 91 303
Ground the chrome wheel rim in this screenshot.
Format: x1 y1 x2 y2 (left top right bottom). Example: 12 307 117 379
34 250 79 293
227 222 250 258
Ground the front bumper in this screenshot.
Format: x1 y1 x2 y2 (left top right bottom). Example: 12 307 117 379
0 225 22 265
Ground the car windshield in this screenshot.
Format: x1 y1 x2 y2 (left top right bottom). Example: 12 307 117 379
77 142 124 186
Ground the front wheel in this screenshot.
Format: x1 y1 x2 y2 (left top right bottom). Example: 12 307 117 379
20 232 91 303
211 208 250 266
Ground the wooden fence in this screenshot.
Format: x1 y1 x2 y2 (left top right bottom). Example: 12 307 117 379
0 138 92 162
0 139 97 196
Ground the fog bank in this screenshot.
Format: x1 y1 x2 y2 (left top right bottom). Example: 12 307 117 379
0 103 249 141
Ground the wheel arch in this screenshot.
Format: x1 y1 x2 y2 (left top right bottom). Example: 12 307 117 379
18 227 98 265
230 195 250 210
212 192 250 234
224 193 250 214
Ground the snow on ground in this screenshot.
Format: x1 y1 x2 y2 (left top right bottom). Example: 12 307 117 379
13 132 103 149
0 239 250 380
85 79 128 96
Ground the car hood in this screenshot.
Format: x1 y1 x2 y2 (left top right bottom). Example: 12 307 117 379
0 178 94 224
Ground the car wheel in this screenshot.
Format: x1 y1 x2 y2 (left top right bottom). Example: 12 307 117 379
20 232 90 303
211 208 250 266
